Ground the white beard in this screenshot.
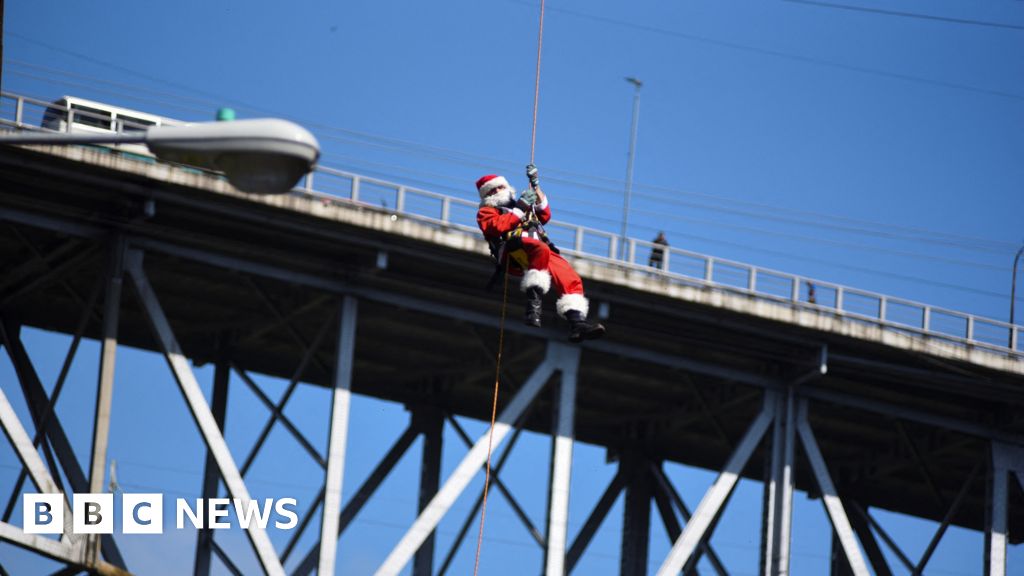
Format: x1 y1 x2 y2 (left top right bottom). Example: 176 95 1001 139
480 185 516 208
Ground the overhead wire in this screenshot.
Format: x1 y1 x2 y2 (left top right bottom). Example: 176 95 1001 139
305 139 1022 260
549 206 1010 300
783 0 1024 31
548 173 1017 255
614 195 1007 265
301 144 1012 265
6 32 270 114
323 146 1016 258
7 35 1022 249
5 60 1018 261
4 55 1017 257
542 166 1020 253
3 69 214 118
638 184 1017 253
312 156 1009 283
3 57 512 168
503 0 1024 102
626 186 1017 254
288 151 1016 297
4 59 232 112
7 34 539 168
5 34 1017 305
298 155 1009 297
563 198 1006 272
6 71 1013 289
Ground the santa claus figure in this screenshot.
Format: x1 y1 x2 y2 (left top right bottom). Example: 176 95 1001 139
476 166 606 342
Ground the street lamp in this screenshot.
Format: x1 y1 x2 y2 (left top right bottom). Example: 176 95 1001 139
1012 243 1024 328
0 119 320 194
621 77 642 261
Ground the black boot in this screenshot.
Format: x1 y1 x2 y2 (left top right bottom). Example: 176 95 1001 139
565 310 606 343
524 287 543 328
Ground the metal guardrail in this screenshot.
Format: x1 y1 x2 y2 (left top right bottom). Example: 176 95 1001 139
2 90 1021 359
0 91 161 134
298 167 1022 358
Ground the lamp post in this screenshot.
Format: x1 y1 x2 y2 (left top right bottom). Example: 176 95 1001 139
1011 244 1024 347
0 118 320 194
621 77 642 261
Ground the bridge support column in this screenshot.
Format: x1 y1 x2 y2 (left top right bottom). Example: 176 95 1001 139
194 341 231 576
987 442 1024 576
545 343 579 576
762 388 796 576
86 235 125 566
414 405 444 576
319 296 358 576
620 453 652 576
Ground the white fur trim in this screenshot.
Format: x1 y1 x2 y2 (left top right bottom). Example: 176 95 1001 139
535 196 548 211
520 269 551 293
480 189 513 208
477 176 509 198
510 207 525 219
556 293 589 318
479 182 516 208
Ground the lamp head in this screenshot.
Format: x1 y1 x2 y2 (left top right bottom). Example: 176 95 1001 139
145 119 320 194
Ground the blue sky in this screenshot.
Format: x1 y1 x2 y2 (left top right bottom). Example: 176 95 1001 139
1 0 1023 574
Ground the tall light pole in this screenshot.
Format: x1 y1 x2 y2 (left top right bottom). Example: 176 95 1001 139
621 77 642 261
1011 244 1024 345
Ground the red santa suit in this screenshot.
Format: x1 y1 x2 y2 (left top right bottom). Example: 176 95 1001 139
475 174 589 319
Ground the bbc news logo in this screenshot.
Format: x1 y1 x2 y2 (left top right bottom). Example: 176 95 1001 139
24 494 298 534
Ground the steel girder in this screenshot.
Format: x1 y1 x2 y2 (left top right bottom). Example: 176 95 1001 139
0 213 1022 576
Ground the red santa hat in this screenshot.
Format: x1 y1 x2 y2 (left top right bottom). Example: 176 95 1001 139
476 174 510 199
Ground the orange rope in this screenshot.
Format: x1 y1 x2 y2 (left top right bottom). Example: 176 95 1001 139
472 258 510 576
474 2 546 573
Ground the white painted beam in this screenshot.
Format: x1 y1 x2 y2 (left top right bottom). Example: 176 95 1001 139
126 251 284 576
319 297 358 576
656 397 776 576
375 350 559 576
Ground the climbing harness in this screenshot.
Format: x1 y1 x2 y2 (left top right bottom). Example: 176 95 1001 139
484 211 560 291
473 1 546 573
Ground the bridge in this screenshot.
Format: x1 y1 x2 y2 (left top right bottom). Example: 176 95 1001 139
1 92 1023 575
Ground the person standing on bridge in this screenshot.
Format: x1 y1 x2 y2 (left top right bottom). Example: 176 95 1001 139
476 165 606 342
649 231 669 269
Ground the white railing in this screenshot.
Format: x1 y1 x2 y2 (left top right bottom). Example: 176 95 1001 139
0 92 160 134
295 167 1021 358
2 90 1020 358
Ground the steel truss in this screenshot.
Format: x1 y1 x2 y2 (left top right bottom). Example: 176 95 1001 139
1 232 1023 576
